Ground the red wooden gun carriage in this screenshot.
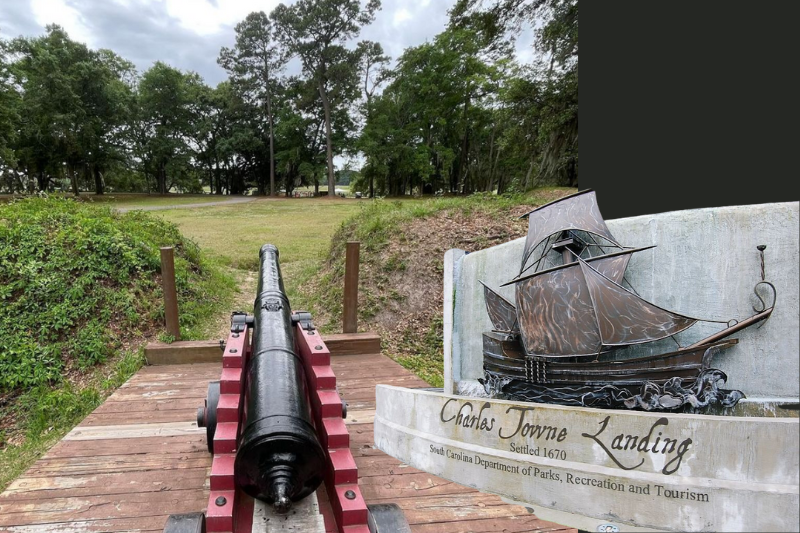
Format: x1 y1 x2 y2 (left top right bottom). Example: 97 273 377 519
163 245 409 533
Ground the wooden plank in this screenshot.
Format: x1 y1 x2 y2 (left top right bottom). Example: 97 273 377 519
120 379 216 389
103 389 207 402
0 516 171 532
335 375 428 388
144 340 222 365
21 452 211 477
322 332 380 356
92 398 202 414
412 515 574 533
329 367 411 380
0 489 208 526
137 363 220 376
366 492 530 524
63 422 202 441
358 473 475 501
81 409 195 426
1 468 209 501
41 435 207 459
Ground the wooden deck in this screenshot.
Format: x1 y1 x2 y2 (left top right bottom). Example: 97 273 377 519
0 353 574 533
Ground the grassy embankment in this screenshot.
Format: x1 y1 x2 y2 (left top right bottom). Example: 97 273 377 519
0 197 235 490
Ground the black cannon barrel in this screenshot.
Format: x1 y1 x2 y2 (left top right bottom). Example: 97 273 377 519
234 244 326 513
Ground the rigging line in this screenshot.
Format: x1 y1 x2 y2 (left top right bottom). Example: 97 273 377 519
622 275 640 296
667 334 681 349
519 234 555 276
583 231 612 257
520 233 554 274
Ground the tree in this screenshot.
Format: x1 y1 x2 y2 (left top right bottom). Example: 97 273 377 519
5 26 137 194
359 27 504 196
0 38 20 187
78 49 135 194
272 0 380 197
452 0 578 186
219 11 287 196
355 40 389 198
136 62 201 194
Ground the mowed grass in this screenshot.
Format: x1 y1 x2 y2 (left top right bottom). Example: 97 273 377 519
156 197 362 312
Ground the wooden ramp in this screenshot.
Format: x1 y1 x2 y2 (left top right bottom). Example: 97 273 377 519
0 352 574 533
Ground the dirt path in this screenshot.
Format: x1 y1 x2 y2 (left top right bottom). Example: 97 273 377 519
115 196 256 212
207 268 259 341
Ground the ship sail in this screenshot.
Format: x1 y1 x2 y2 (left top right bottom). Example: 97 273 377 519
513 251 698 357
519 190 622 274
480 282 519 334
578 259 697 346
514 253 636 356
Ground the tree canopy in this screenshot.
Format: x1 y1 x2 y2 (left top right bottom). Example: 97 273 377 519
0 1 578 196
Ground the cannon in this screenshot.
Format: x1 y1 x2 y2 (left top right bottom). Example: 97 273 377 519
166 244 409 533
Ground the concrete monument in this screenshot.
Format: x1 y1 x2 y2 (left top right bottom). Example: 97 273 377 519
375 197 799 532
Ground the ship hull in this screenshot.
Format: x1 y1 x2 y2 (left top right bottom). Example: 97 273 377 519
482 331 731 386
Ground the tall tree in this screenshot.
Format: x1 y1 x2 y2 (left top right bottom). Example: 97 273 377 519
272 0 380 197
136 62 200 194
355 40 389 198
452 0 578 186
219 11 286 196
0 38 20 183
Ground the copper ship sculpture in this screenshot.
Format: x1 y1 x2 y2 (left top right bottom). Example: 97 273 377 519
480 190 776 411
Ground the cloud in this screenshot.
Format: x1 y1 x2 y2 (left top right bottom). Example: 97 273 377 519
1 0 533 87
162 0 282 36
30 0 94 45
392 8 411 26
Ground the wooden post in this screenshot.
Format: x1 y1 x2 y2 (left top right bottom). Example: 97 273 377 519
160 246 181 340
343 241 360 333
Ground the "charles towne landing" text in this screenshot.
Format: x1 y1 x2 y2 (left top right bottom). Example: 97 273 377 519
439 399 693 476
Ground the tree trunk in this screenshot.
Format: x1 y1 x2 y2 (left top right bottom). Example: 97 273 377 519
318 79 336 198
457 91 472 194
493 146 504 194
486 125 495 191
266 91 276 197
69 164 79 196
156 162 167 194
524 155 536 190
36 171 47 193
94 166 104 195
214 155 223 195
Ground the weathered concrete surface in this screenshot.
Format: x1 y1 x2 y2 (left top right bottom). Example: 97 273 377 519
444 248 467 393
375 385 800 532
447 202 799 399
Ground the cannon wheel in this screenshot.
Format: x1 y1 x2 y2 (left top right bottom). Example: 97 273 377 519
367 503 411 533
196 381 220 454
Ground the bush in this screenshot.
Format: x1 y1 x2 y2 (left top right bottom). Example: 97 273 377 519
0 196 221 391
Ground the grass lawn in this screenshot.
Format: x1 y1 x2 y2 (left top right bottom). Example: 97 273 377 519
156 197 362 329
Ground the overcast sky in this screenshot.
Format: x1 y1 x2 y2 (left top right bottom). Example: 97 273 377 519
0 0 534 87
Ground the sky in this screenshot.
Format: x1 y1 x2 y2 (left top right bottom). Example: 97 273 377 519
0 0 535 87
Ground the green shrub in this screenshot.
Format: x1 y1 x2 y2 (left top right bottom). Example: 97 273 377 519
0 196 229 391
